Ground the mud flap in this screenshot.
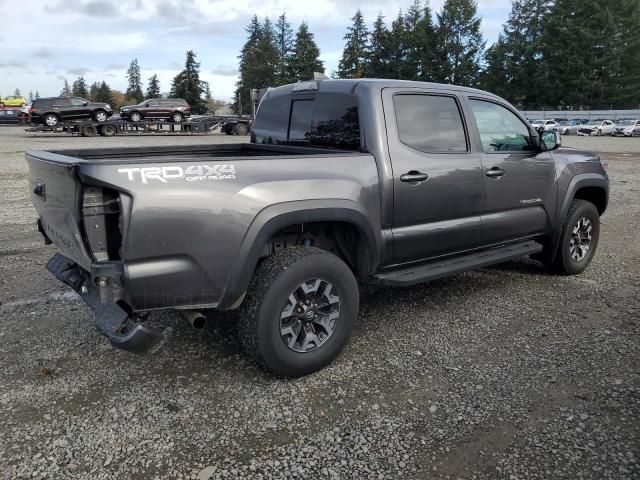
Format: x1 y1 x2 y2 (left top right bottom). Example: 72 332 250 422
47 254 164 354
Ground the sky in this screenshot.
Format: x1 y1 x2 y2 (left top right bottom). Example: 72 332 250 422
0 0 512 102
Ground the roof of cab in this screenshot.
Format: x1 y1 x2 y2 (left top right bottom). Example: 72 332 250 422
263 78 502 102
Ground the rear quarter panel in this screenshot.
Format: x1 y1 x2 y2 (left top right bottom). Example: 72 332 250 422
79 153 380 310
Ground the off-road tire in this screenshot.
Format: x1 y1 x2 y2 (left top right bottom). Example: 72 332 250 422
549 199 600 275
238 246 358 377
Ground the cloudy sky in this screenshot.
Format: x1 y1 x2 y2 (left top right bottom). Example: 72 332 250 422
0 0 511 102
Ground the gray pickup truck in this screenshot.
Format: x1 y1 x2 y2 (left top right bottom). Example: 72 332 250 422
27 79 609 377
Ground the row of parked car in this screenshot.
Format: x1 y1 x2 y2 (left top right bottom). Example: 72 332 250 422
24 96 192 126
529 118 640 137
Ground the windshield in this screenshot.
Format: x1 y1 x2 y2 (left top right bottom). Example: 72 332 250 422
617 120 637 125
558 121 571 126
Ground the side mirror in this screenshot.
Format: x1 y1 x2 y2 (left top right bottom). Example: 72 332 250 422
83 102 88 106
541 130 561 151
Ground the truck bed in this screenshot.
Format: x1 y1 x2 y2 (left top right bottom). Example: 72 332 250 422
28 143 363 164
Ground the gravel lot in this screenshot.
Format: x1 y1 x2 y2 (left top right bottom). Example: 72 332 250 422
0 127 638 479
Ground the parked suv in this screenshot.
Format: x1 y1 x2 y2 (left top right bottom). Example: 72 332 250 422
30 97 113 126
119 98 191 122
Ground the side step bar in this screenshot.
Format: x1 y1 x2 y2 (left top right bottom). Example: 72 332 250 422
373 240 543 287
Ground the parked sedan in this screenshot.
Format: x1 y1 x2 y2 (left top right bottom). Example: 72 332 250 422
553 120 582 135
577 119 615 136
119 98 191 122
612 119 640 137
0 95 28 107
530 119 558 131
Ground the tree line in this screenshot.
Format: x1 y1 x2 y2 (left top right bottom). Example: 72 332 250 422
56 50 218 113
235 14 324 113
235 0 640 110
336 0 640 109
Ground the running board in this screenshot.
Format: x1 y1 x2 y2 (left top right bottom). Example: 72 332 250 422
373 240 543 287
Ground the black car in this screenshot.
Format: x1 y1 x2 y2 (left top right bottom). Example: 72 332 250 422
30 97 113 127
119 98 191 122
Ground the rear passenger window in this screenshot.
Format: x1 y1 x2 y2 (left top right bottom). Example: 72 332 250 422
394 94 467 153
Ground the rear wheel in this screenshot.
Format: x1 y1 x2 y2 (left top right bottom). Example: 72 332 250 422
234 122 249 135
44 114 59 127
130 112 142 122
80 124 97 137
99 125 116 137
548 199 600 275
238 247 358 377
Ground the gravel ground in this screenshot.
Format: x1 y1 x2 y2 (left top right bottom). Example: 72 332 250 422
0 127 638 479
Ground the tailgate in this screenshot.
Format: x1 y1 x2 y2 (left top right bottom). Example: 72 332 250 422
26 152 93 270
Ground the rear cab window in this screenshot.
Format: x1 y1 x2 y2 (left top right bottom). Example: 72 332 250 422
252 92 361 150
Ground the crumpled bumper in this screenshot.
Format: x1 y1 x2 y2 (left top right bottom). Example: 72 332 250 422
47 253 165 354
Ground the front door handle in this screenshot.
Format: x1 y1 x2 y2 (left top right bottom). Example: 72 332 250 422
400 171 429 183
485 167 505 178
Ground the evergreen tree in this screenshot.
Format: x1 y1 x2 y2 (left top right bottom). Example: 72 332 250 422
417 2 437 81
126 58 144 103
234 16 280 114
14 88 21 96
72 77 88 98
433 0 485 86
170 50 206 113
482 0 551 107
95 81 113 104
541 0 640 108
60 79 71 97
366 13 392 78
275 13 294 84
28 91 34 103
336 9 369 78
289 22 324 81
387 11 407 78
203 81 212 100
35 91 40 99
146 74 161 99
399 0 424 80
89 81 100 101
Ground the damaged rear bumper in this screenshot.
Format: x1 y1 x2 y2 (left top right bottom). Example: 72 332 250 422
47 253 165 354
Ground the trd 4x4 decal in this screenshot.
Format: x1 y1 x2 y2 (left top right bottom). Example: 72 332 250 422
117 164 236 183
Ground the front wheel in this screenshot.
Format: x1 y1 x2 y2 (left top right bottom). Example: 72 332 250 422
94 110 108 122
172 112 184 123
238 247 358 377
130 112 142 122
549 199 600 275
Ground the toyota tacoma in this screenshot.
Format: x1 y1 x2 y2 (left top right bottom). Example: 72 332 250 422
26 79 609 377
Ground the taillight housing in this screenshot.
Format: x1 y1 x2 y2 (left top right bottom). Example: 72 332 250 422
82 187 122 261
30 107 36 114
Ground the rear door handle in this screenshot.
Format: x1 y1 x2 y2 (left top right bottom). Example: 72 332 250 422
485 167 505 178
400 171 429 183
